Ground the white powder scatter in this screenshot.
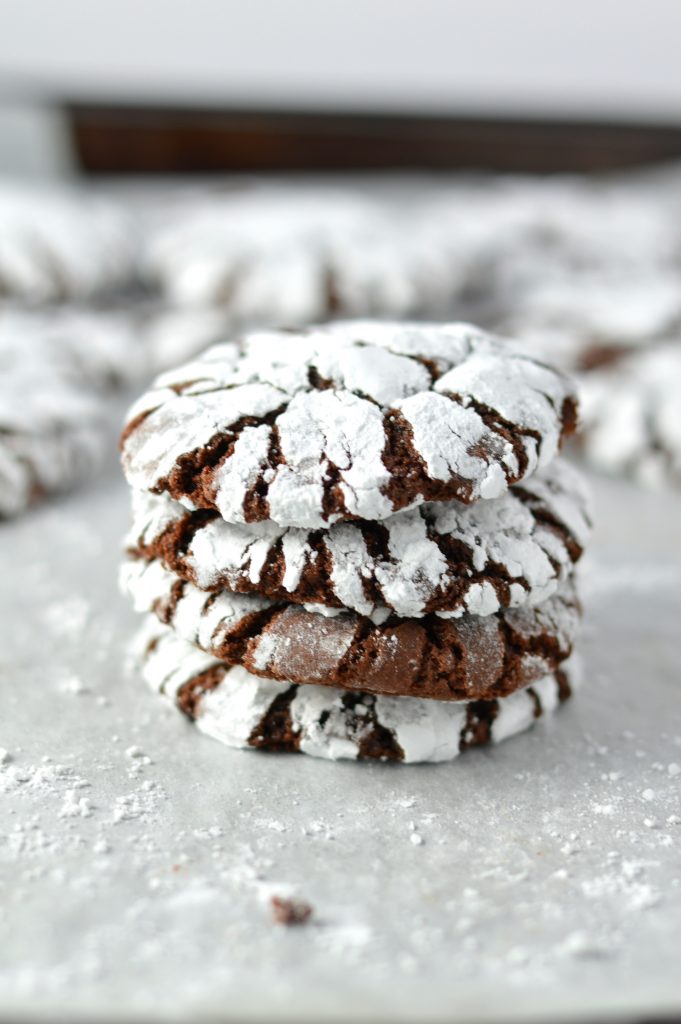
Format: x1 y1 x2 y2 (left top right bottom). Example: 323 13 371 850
58 791 93 819
0 760 90 798
318 920 373 959
58 675 88 695
42 596 91 640
582 858 662 912
111 784 165 825
193 825 223 840
301 820 335 840
408 821 425 845
559 931 613 960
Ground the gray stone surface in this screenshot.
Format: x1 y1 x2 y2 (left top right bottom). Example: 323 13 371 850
1 452 680 1023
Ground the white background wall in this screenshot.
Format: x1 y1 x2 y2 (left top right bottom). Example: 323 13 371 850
3 0 681 177
1 0 681 121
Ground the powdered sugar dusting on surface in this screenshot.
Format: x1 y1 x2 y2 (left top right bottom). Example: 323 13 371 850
3 465 681 1018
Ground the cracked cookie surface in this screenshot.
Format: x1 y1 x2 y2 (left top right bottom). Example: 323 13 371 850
120 321 578 530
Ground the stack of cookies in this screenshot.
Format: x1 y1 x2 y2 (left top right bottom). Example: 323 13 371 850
120 321 591 764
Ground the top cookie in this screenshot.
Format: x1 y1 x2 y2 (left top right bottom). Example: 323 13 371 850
120 321 578 529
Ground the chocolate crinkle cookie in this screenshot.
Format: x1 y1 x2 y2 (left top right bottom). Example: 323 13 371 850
120 319 591 764
0 180 135 303
142 187 458 324
0 308 145 518
578 341 681 488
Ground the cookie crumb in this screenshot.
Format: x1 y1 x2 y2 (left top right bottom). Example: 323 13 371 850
0 747 10 765
271 895 313 926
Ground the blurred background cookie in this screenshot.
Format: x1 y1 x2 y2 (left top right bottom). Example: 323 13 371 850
143 186 458 323
0 308 146 516
579 341 681 488
0 180 136 303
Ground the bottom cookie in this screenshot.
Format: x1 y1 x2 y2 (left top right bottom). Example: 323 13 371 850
136 617 580 764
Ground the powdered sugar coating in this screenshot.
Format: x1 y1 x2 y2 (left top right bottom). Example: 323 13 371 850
120 557 580 701
128 459 591 619
137 616 578 764
0 180 135 302
121 320 578 529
